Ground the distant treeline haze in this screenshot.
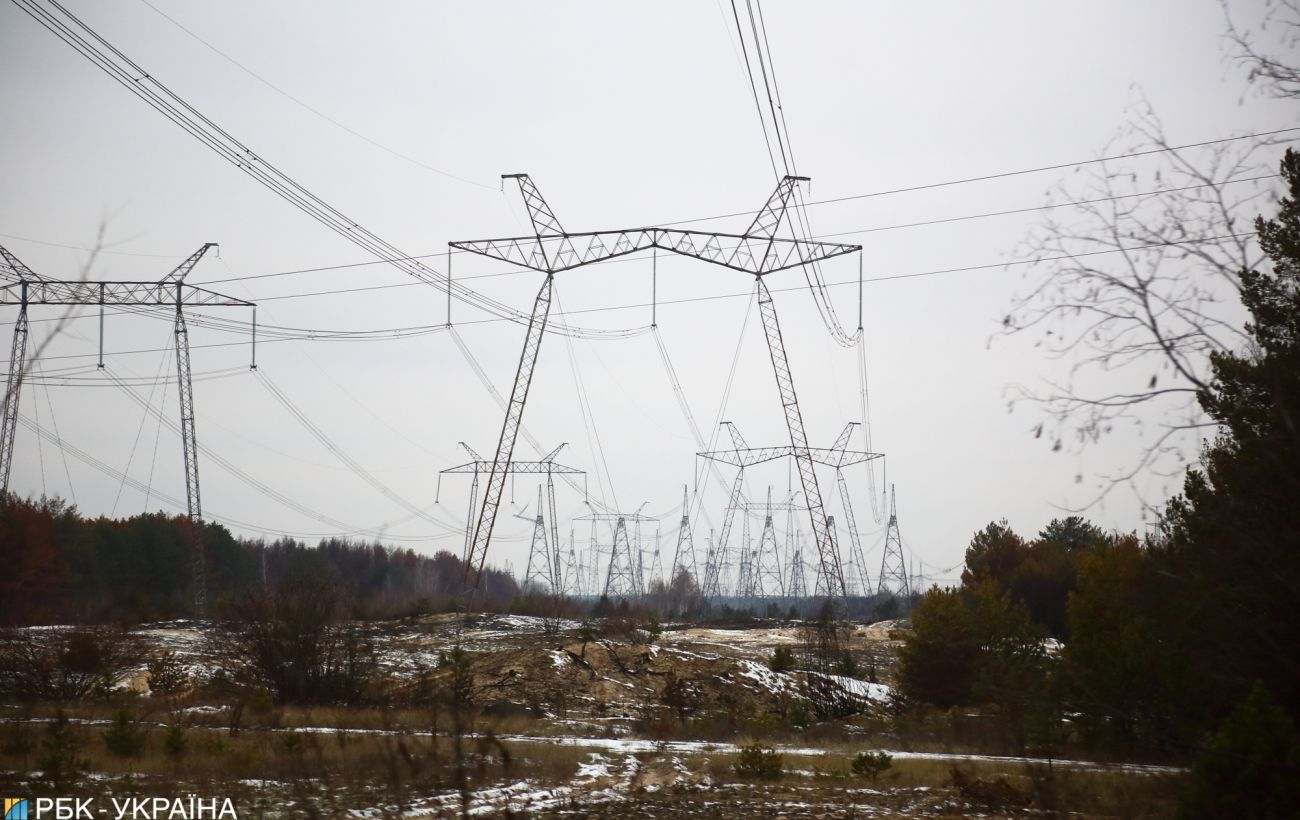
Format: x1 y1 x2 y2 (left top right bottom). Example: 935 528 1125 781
0 498 518 624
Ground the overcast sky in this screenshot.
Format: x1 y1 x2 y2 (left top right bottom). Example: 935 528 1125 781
1 1 1294 590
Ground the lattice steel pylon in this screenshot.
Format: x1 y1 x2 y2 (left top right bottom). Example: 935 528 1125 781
604 517 638 599
437 441 584 583
0 242 252 618
696 421 883 599
669 484 698 583
450 174 862 596
877 484 912 597
563 527 581 597
787 527 808 599
752 487 785 598
0 246 37 495
517 486 553 592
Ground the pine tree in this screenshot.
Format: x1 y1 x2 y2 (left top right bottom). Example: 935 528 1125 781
1159 148 1300 724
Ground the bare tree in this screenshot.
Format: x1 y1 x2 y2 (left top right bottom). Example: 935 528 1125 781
1224 0 1300 100
1000 101 1287 508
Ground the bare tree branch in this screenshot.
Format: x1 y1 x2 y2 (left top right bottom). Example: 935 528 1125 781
999 100 1289 507
1224 0 1300 99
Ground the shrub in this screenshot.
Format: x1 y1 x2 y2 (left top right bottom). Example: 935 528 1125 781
1179 682 1300 818
786 700 812 729
769 646 796 673
147 652 192 696
0 628 142 700
850 750 892 783
733 742 783 780
38 711 87 790
833 651 860 679
216 572 377 705
103 710 146 757
163 724 187 760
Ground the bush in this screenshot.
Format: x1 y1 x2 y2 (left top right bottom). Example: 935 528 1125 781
147 652 192 696
769 646 796 673
38 711 87 790
0 628 142 700
833 652 860 679
733 742 783 780
850 750 892 783
163 724 187 760
216 572 377 705
1179 683 1300 818
103 710 146 757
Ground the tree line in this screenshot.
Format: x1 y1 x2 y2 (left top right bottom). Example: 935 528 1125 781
0 500 518 624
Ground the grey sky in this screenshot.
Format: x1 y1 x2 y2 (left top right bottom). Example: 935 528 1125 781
1 1 1294 587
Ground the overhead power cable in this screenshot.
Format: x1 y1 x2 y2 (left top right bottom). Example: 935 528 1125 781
656 128 1300 227
134 0 493 190
16 411 446 542
0 166 1280 318
11 0 644 340
2 231 1258 367
254 368 465 533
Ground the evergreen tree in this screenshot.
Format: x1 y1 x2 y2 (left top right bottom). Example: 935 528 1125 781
1158 148 1300 724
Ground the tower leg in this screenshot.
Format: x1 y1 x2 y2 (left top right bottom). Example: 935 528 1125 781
174 303 207 618
465 275 554 587
1 295 29 495
704 469 744 599
755 277 847 599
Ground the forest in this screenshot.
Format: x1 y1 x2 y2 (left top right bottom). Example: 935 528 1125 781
0 500 519 624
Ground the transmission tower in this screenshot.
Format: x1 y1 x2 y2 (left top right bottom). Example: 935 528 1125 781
752 487 785 598
450 174 862 594
1 243 253 618
515 486 553 592
562 526 581 596
579 510 656 600
877 484 912 597
606 517 637 600
787 526 808 599
647 526 664 590
436 441 584 586
669 484 698 583
696 420 882 600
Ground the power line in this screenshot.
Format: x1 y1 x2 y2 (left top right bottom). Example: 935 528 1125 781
11 0 639 340
1 231 1259 365
657 127 1300 226
134 0 494 191
3 171 1274 338
0 160 1282 305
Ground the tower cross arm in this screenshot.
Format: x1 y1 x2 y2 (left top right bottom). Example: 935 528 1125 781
450 229 859 276
698 446 883 469
807 447 884 469
440 459 585 475
0 279 253 307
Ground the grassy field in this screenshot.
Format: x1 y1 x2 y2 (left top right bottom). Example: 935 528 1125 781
0 615 1184 817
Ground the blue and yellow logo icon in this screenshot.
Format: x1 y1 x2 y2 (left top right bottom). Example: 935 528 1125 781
4 799 27 820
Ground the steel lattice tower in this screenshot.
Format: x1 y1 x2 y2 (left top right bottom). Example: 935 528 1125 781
787 527 808 599
669 484 698 584
437 441 583 587
604 517 638 599
450 174 862 597
1 243 253 618
877 484 912 597
696 421 882 600
519 486 552 592
752 487 785 598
